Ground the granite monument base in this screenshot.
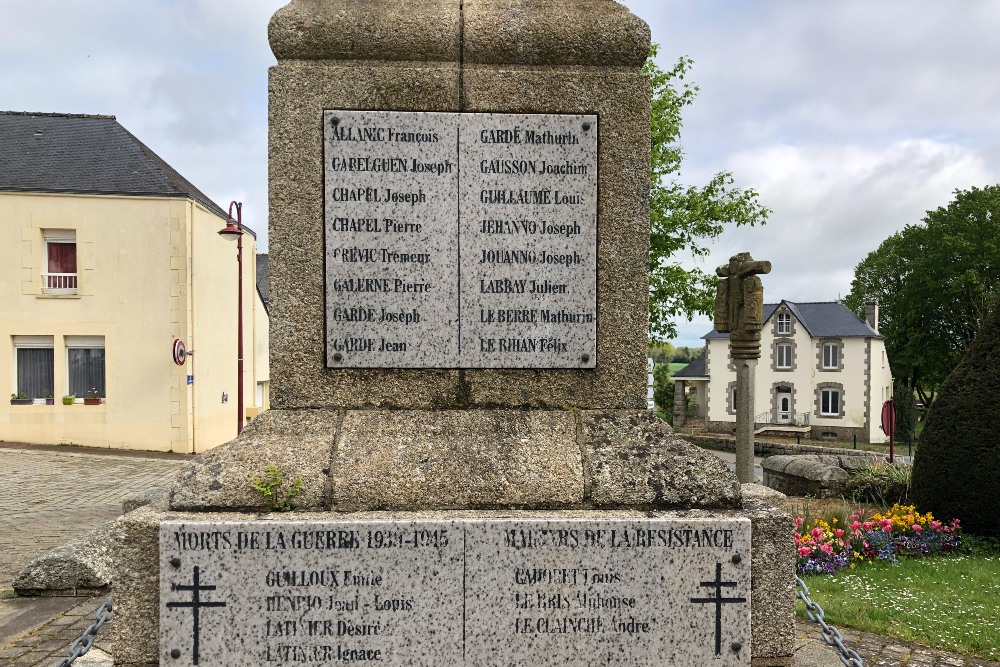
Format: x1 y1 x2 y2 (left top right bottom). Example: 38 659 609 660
110 409 794 666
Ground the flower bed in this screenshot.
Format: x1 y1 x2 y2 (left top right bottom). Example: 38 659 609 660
795 503 961 576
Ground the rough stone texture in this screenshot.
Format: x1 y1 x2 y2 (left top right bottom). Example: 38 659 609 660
582 410 742 508
169 409 339 511
741 493 796 666
113 508 788 666
268 11 650 411
460 66 650 408
122 488 168 514
12 521 114 596
463 0 650 66
741 482 791 510
111 506 161 667
761 454 877 499
268 0 460 62
332 410 584 510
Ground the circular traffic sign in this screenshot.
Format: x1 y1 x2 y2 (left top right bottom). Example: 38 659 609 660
173 338 187 366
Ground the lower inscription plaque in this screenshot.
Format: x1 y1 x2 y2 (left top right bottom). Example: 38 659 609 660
160 518 751 666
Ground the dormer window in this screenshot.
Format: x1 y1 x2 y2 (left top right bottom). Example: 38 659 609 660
43 230 77 293
777 312 792 334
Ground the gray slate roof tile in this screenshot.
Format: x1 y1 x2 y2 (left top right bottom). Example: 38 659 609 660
0 111 236 225
703 301 881 339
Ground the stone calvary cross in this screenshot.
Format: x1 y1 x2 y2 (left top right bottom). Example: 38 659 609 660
714 252 771 483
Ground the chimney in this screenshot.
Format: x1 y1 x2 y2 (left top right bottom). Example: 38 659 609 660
864 301 879 332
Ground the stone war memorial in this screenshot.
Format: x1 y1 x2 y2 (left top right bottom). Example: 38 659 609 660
111 1 794 665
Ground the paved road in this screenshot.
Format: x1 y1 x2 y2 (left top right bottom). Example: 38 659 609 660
0 443 996 667
0 444 187 665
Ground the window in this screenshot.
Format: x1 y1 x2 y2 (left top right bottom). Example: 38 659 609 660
776 343 792 369
820 388 840 416
730 387 738 412
66 336 105 399
43 230 77 293
777 312 792 334
822 342 840 369
14 336 54 399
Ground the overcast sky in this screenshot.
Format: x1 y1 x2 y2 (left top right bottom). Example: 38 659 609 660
3 1 997 347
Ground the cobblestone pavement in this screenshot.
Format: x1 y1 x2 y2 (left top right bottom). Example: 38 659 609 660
0 444 187 665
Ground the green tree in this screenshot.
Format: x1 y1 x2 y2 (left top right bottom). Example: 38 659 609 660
911 302 1000 536
648 341 676 365
647 46 770 341
844 185 1000 407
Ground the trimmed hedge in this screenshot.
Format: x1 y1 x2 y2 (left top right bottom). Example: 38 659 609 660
911 306 1000 536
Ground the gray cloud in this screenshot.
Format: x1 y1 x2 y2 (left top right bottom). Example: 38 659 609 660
3 1 997 347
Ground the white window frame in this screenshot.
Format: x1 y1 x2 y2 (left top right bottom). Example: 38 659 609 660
777 312 792 334
776 343 792 369
65 335 105 401
822 342 840 369
820 388 841 416
42 229 78 294
12 335 54 401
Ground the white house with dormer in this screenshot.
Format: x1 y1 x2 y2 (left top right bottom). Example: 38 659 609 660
673 301 893 443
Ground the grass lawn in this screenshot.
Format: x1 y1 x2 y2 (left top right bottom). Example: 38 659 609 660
667 362 688 373
796 538 1000 660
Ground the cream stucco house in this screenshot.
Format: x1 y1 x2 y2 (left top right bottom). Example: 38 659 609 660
0 111 269 452
673 301 892 443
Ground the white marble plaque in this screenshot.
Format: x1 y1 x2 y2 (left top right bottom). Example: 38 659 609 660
324 111 597 369
160 518 750 666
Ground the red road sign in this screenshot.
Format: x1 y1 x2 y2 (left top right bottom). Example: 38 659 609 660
173 339 187 366
881 399 896 438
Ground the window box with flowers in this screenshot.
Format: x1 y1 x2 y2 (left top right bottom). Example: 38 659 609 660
10 393 32 406
83 389 102 406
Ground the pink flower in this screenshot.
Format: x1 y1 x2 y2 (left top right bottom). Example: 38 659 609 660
863 522 873 531
812 527 824 539
795 517 804 526
850 521 861 531
798 546 812 557
912 524 922 532
820 543 834 554
835 529 844 537
930 521 942 530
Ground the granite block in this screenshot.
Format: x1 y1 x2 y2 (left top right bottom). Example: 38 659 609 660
158 516 750 665
463 0 651 67
741 493 796 666
13 521 114 596
169 409 339 511
460 67 650 409
111 506 163 666
581 410 742 509
269 60 464 409
331 409 583 510
268 0 461 62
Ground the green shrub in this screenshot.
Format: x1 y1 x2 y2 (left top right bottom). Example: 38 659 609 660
845 461 911 505
652 363 674 414
911 306 1000 536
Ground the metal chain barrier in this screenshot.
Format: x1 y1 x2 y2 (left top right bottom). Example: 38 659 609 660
57 596 113 667
797 576 864 667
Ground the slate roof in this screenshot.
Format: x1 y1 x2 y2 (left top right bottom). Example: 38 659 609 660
703 301 882 339
256 254 270 314
0 111 244 227
672 349 708 380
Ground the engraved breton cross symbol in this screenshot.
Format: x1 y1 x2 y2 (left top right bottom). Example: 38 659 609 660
166 566 227 665
689 562 747 656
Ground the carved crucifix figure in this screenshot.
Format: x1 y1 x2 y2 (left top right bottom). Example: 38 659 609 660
714 252 771 360
714 252 771 483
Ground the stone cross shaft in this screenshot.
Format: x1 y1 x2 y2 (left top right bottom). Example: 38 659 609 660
714 252 771 483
